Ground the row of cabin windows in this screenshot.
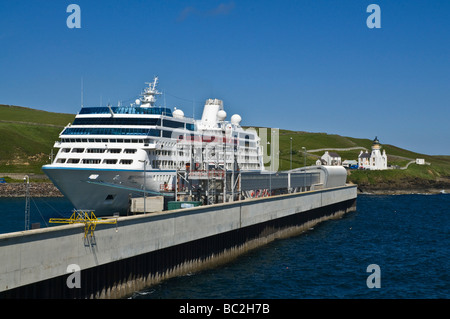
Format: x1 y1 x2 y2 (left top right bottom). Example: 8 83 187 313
62 127 160 136
62 129 254 144
62 128 193 138
152 160 178 169
150 150 180 156
72 117 195 131
57 158 133 165
150 160 260 170
148 150 259 161
78 106 173 116
62 148 137 154
149 151 260 162
60 138 153 143
57 157 259 169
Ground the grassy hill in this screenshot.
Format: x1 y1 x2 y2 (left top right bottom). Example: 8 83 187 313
0 105 75 175
1 104 449 192
276 129 450 192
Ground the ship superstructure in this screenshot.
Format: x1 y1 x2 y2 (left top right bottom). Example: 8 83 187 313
43 77 264 215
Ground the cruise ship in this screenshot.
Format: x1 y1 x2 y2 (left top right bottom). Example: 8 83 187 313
42 78 265 216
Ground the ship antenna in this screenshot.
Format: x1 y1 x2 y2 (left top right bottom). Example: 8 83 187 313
141 76 161 108
81 76 84 108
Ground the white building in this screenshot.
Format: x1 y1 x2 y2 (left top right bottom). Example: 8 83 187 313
416 158 425 165
320 151 342 166
358 137 387 170
358 150 370 169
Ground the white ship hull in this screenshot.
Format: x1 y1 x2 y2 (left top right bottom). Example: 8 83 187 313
43 166 176 216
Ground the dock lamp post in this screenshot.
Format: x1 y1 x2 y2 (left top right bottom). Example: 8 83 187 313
302 147 306 191
267 141 271 194
302 147 306 167
24 175 30 230
290 137 292 171
139 160 147 213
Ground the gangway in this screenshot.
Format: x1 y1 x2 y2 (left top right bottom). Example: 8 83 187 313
49 210 117 238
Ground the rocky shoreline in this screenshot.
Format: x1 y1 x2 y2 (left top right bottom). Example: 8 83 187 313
1 181 448 198
357 187 448 195
354 181 450 195
0 182 63 197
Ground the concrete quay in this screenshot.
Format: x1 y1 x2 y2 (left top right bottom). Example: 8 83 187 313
0 185 357 298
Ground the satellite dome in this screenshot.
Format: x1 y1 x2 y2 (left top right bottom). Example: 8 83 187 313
217 110 227 121
231 114 242 125
135 99 141 105
173 108 184 118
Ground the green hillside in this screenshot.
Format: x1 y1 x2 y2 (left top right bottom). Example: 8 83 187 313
276 129 450 191
1 104 449 192
0 105 75 174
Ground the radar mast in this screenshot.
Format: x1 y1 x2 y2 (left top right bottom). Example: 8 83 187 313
139 76 162 107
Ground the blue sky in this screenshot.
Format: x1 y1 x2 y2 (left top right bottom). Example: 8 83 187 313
0 0 449 155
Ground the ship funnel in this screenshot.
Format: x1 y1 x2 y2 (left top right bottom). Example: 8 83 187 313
201 99 223 128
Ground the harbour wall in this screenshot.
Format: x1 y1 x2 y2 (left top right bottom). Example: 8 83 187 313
0 185 357 298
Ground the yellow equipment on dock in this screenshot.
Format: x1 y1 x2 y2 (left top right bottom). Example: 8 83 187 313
49 210 117 238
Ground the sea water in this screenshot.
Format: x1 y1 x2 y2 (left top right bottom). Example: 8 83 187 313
0 194 448 298
132 194 449 299
0 197 74 234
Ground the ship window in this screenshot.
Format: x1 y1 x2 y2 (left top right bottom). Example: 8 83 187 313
67 159 80 164
72 148 85 153
62 148 71 153
87 148 106 153
124 149 137 154
120 159 133 165
56 158 66 163
82 159 101 164
148 129 161 137
163 120 185 129
109 149 121 153
104 159 118 164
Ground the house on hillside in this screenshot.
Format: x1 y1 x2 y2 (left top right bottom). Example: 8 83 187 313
320 151 342 166
358 151 370 168
416 158 425 165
